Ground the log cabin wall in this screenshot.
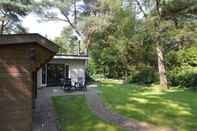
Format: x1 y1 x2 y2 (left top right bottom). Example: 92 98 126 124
31 43 55 71
0 43 56 131
0 44 33 131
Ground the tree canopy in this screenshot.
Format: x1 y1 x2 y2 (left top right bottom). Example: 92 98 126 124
85 0 197 88
36 0 197 89
0 0 33 34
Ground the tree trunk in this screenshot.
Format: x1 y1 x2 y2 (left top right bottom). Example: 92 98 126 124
0 21 5 35
124 69 128 84
156 43 168 89
73 0 77 25
123 56 128 83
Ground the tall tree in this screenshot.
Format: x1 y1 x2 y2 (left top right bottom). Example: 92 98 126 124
0 0 32 34
133 0 167 89
34 0 98 54
84 0 139 79
134 0 197 89
35 0 96 37
54 27 81 55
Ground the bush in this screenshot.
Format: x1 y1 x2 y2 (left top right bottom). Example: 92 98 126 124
86 72 95 83
167 66 197 89
87 57 97 76
166 47 197 90
166 47 197 69
128 65 158 84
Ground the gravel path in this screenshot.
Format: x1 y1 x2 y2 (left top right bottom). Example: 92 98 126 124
85 84 175 131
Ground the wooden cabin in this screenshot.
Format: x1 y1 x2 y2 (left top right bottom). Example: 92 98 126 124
0 34 59 131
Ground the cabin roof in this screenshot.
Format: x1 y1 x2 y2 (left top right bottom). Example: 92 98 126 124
0 33 59 53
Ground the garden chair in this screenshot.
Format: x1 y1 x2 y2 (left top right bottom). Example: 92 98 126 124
63 78 72 91
77 77 87 91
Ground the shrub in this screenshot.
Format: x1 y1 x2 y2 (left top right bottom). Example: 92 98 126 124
166 47 197 90
128 65 158 84
166 47 197 69
167 66 197 89
86 72 95 83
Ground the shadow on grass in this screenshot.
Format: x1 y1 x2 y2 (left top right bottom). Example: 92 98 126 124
52 96 125 131
100 82 197 131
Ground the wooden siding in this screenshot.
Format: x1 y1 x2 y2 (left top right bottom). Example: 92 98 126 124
0 43 56 131
32 43 55 71
0 45 32 131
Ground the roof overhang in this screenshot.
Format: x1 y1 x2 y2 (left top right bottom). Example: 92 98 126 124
53 55 88 60
0 33 59 53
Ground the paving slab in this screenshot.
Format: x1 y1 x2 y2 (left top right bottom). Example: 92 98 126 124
32 87 64 131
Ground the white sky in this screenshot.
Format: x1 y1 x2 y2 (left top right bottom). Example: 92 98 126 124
22 0 84 40
22 0 60 39
22 0 86 40
22 12 68 40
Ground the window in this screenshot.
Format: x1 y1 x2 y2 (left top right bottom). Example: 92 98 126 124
42 65 47 84
65 65 69 78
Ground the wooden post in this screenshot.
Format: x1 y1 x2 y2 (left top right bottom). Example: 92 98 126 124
30 47 37 109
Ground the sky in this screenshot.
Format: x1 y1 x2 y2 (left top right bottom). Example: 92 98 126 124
21 0 142 40
22 0 84 40
21 0 66 40
22 11 67 40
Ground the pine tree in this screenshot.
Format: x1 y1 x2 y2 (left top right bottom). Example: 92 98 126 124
0 0 32 34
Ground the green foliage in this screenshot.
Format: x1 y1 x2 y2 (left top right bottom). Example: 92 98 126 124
87 57 97 76
161 0 197 20
86 0 138 79
0 0 33 34
54 27 83 55
166 47 197 89
167 47 197 67
54 36 68 54
84 0 197 89
167 66 197 89
128 65 158 84
85 72 95 83
38 0 197 89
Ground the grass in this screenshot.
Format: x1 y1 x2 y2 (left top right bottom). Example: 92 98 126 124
99 80 197 131
52 95 125 131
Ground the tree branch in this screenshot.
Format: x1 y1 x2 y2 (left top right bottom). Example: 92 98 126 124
42 16 68 22
73 0 77 25
65 15 81 36
155 0 161 17
0 20 5 35
134 0 147 17
59 6 82 37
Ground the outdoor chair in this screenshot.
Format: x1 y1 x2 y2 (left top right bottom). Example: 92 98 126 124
77 77 87 91
63 78 72 91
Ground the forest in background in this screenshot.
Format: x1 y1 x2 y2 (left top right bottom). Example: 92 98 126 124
1 0 197 90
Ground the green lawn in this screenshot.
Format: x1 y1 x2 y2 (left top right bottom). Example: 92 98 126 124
99 80 197 131
52 95 125 131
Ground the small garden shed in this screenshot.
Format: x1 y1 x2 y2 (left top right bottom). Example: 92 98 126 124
0 34 59 131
